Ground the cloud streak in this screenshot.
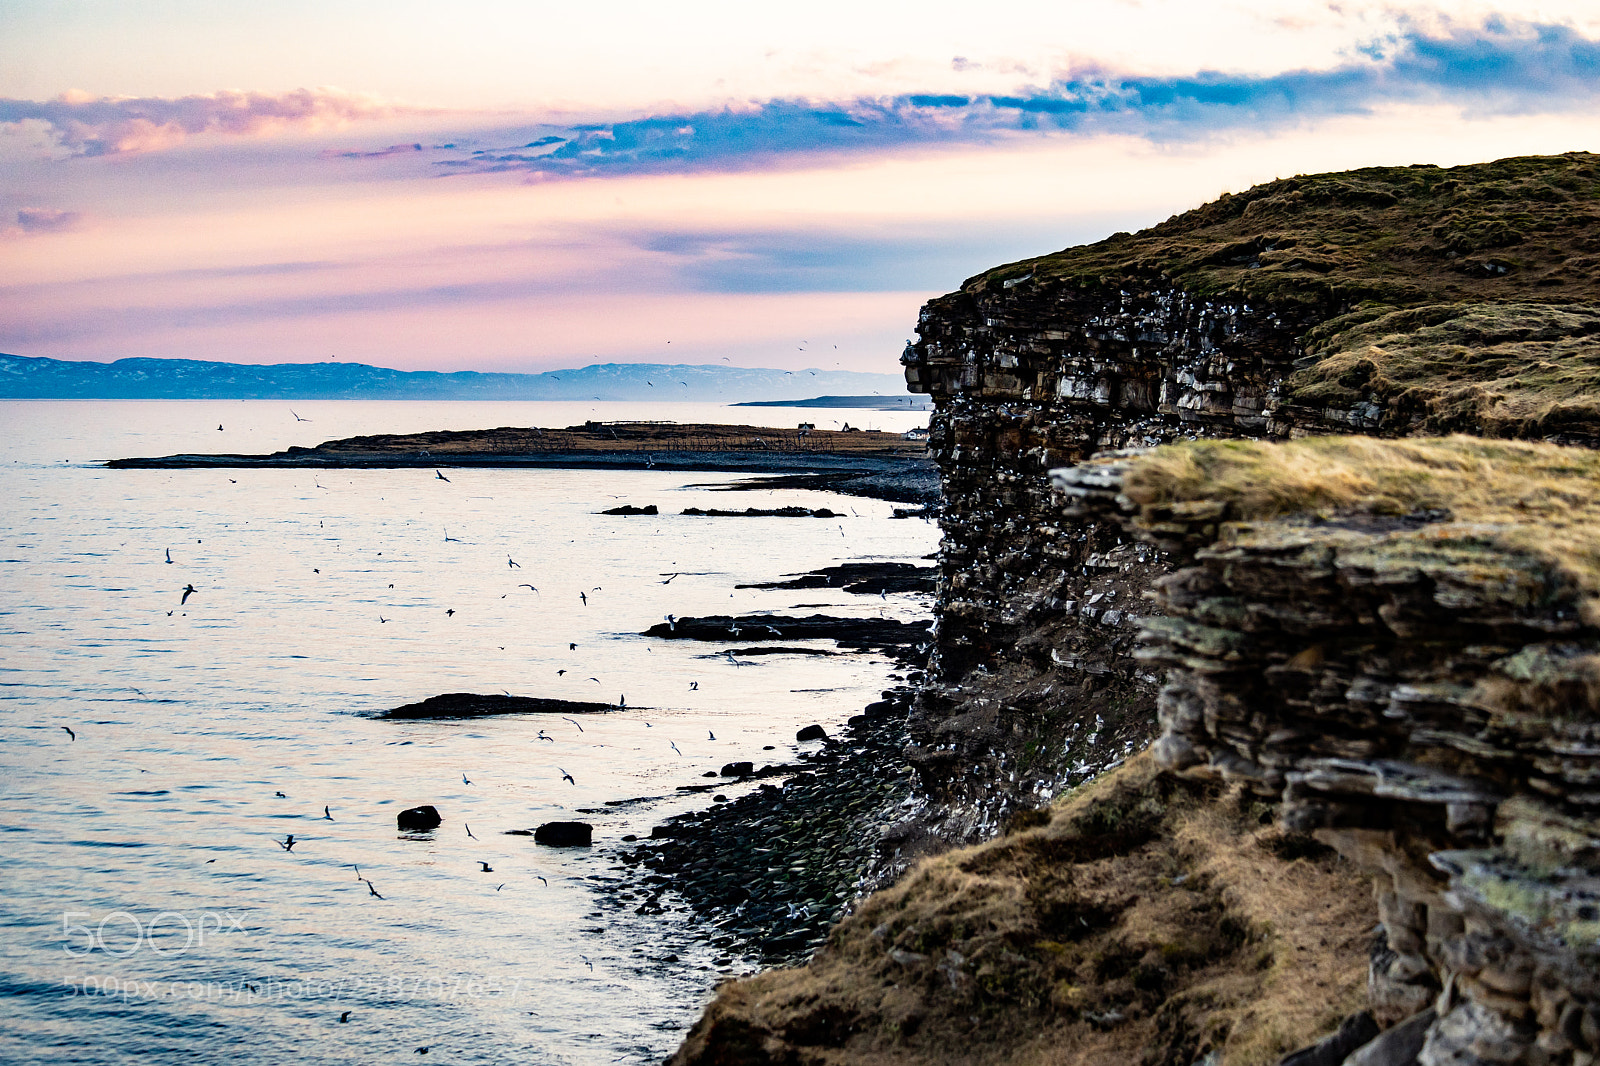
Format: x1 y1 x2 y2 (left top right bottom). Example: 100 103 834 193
0 88 403 156
430 19 1600 178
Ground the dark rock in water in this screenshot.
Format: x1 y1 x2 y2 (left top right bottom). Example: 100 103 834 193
378 693 616 719
736 561 936 595
621 834 637 842
720 761 754 777
398 805 442 831
533 821 593 847
763 745 775 750
796 724 828 742
713 795 729 802
702 771 718 778
680 506 838 518
504 829 533 836
600 504 658 515
640 613 930 658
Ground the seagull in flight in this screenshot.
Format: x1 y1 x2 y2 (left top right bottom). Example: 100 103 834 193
165 548 173 564
519 584 539 594
660 573 680 584
508 557 520 568
324 806 333 820
278 835 296 852
579 591 587 606
479 861 493 873
61 726 76 741
670 741 683 755
180 584 198 605
536 874 548 886
462 772 472 785
561 717 583 732
465 823 477 839
708 730 716 740
558 768 575 785
435 470 451 482
291 410 311 422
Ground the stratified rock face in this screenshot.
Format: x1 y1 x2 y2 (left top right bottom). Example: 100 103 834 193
894 278 1327 854
1057 440 1600 1066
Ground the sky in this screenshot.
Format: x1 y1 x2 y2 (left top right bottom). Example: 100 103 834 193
2 1 1600 375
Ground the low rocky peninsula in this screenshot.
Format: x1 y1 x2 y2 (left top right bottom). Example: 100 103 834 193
105 421 938 503
669 153 1600 1066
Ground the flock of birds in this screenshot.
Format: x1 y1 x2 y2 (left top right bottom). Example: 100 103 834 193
49 407 918 1051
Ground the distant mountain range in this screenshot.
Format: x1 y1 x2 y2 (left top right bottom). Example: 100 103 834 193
0 353 909 403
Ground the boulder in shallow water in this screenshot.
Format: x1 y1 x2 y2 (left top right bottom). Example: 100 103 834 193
720 761 754 777
796 724 828 742
600 504 658 515
534 821 593 847
397 805 442 831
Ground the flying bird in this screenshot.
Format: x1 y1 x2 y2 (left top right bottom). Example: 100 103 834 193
462 772 472 785
689 681 698 691
708 730 716 740
338 1011 349 1023
479 861 493 873
180 584 197 605
279 835 296 852
366 880 384 899
568 642 577 650
508 557 520 568
518 584 539 593
670 741 682 755
61 726 76 741
292 410 312 422
324 806 333 820
660 573 679 584
465 823 477 839
536 874 548 886
435 470 450 482
561 717 583 732
579 591 587 606
446 608 455 617
559 768 575 785
164 548 172 564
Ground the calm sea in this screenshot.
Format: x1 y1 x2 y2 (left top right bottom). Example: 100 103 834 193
0 400 936 1065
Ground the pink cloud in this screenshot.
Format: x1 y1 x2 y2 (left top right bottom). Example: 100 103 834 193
0 88 409 157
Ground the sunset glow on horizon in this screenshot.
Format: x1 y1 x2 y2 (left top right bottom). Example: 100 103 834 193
4 0 1600 375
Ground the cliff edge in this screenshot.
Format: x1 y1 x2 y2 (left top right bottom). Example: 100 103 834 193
890 152 1600 861
670 153 1600 1065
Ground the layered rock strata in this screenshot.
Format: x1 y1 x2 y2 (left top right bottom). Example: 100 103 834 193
895 152 1600 860
1056 436 1600 1066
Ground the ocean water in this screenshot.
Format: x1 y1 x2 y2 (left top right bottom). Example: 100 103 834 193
0 400 937 1065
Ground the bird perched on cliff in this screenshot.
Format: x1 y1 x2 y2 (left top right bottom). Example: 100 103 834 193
434 470 450 482
180 584 197 605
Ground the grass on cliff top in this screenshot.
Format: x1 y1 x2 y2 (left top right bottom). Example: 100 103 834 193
1286 302 1600 439
1110 435 1600 617
972 151 1600 309
670 753 1370 1066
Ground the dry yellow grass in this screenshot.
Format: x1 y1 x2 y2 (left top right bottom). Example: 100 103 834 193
1113 435 1600 624
670 754 1372 1066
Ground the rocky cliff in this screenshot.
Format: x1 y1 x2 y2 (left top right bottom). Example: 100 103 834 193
669 153 1600 1065
889 152 1600 862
